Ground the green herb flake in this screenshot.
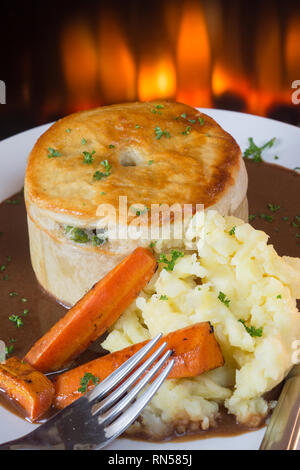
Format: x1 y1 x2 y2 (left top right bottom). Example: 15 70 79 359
23 309 29 315
93 160 111 181
182 126 192 136
9 315 23 328
229 226 236 236
158 250 184 272
21 298 27 303
148 160 154 165
81 138 87 145
218 291 230 308
268 203 280 213
5 339 16 356
78 372 100 394
83 150 96 164
108 144 115 149
249 214 257 222
66 128 72 133
243 137 276 162
260 213 273 222
6 199 21 205
277 294 282 299
160 295 168 301
239 319 263 337
48 147 62 159
155 126 171 140
198 117 205 125
282 216 289 222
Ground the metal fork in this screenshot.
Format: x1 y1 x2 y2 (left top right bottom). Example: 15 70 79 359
0 333 174 450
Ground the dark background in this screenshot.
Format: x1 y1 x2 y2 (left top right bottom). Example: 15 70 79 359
0 0 300 140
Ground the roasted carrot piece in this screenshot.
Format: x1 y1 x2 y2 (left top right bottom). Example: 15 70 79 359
24 247 157 373
0 357 54 422
53 322 224 409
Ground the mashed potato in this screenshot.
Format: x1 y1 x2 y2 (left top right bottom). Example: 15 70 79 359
101 211 300 439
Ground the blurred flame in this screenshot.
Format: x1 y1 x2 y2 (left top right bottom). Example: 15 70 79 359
250 5 286 114
285 14 300 82
98 13 136 103
176 0 211 107
61 21 98 110
212 64 249 98
138 55 176 101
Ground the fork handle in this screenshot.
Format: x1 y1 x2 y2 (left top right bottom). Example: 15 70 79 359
260 375 300 450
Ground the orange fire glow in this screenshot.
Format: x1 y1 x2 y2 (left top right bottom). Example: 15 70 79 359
97 13 136 103
61 21 99 111
138 55 176 101
176 0 211 107
285 14 300 83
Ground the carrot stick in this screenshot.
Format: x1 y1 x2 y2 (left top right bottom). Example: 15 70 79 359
0 357 54 422
53 322 224 409
24 247 157 373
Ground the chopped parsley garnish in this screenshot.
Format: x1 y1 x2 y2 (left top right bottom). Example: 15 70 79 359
198 117 205 125
282 216 289 221
135 124 140 129
268 203 280 213
160 295 168 301
93 160 111 180
277 294 282 299
21 298 27 303
148 160 154 165
260 213 273 222
229 226 236 236
218 291 230 308
9 315 23 328
239 319 263 337
149 241 157 249
108 144 115 149
243 137 276 162
188 119 196 124
155 126 170 139
182 125 192 135
78 372 100 394
181 113 187 119
81 138 87 145
5 339 16 356
48 147 62 158
158 250 184 271
6 199 21 205
2 274 9 281
23 309 29 315
83 150 96 164
0 265 5 272
66 128 72 133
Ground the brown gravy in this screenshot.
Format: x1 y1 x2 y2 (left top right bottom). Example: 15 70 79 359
0 160 299 442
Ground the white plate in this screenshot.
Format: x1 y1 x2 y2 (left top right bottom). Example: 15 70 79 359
0 109 299 450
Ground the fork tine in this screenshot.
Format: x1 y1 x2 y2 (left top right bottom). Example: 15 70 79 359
87 333 163 403
96 348 172 425
92 341 168 416
101 358 174 445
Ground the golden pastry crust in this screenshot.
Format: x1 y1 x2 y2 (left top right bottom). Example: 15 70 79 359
25 101 244 226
